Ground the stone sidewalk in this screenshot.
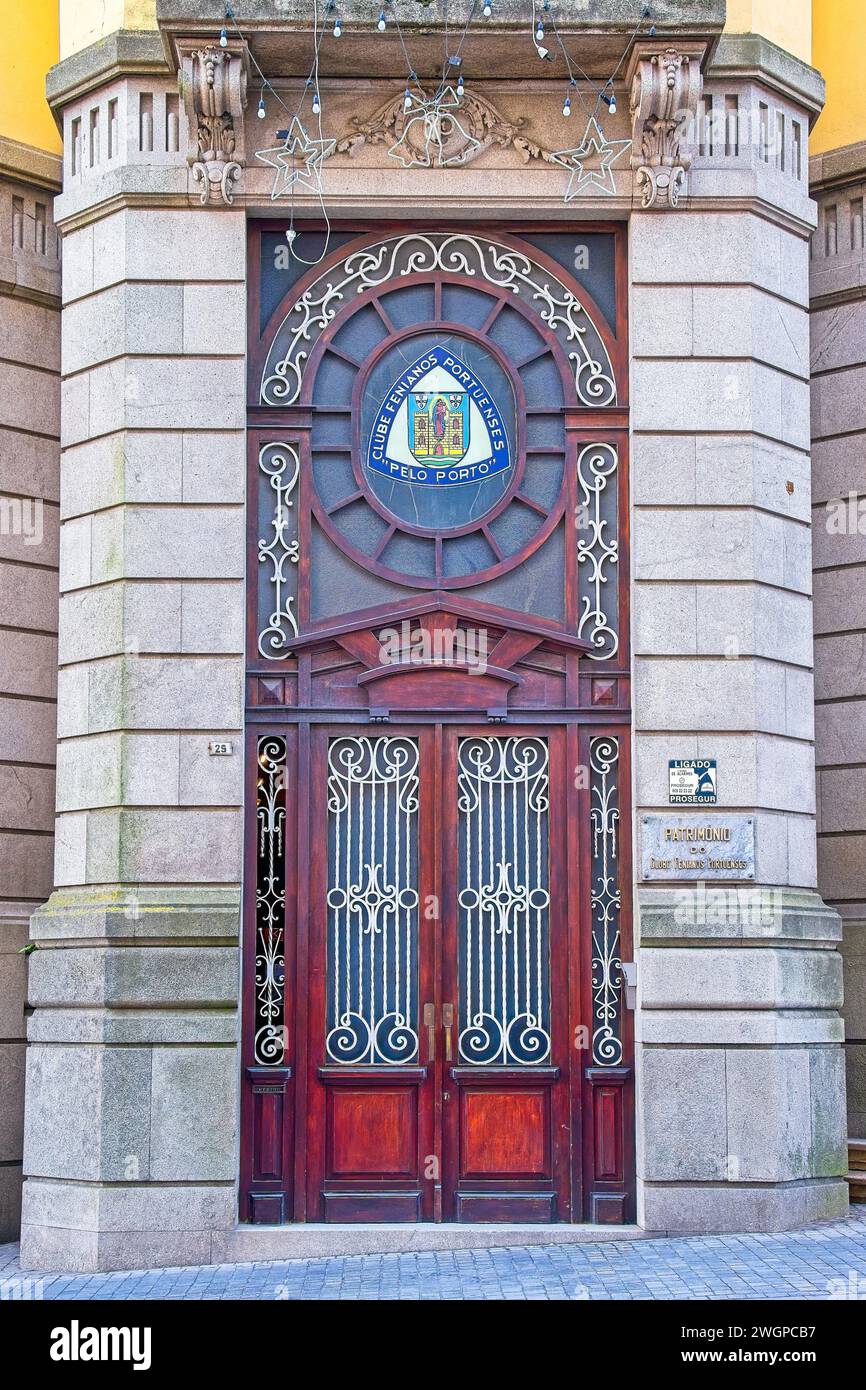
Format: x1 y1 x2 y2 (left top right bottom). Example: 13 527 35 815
2 1211 866 1300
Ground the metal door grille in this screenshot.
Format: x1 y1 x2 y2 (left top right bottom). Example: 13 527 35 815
326 736 420 1065
457 736 551 1065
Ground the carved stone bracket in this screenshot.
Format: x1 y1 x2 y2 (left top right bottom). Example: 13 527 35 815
177 38 249 206
333 88 559 169
626 40 707 209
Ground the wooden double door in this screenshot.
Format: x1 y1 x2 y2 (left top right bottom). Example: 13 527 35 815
305 722 577 1223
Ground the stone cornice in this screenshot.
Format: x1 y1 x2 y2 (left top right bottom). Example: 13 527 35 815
0 136 62 193
809 138 866 196
156 0 725 34
708 33 826 127
156 0 724 83
45 29 171 118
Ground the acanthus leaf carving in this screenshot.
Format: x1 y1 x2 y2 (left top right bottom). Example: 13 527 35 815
177 39 249 206
626 41 707 210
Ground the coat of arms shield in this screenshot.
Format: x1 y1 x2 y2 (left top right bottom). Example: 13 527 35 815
366 344 511 488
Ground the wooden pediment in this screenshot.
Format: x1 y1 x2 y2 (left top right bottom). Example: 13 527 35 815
286 595 591 717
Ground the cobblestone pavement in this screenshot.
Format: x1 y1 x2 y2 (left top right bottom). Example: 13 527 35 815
2 1212 866 1300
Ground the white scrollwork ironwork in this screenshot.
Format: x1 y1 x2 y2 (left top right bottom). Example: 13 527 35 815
577 443 619 661
258 442 300 659
326 737 420 1065
255 737 287 1065
457 737 551 1066
260 233 616 409
590 737 622 1066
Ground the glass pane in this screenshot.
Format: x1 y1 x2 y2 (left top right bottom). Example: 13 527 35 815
379 284 436 328
440 283 497 330
326 736 420 1065
519 352 565 408
457 736 551 1066
470 521 565 622
331 301 389 359
315 351 357 408
442 531 496 577
310 523 412 621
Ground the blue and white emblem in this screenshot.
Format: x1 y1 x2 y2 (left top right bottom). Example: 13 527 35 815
367 345 511 487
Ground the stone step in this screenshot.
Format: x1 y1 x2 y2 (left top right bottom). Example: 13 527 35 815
849 1139 866 1173
848 1174 866 1204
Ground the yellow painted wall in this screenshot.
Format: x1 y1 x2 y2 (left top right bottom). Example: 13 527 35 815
812 0 866 155
1 0 60 152
725 0 812 63
60 0 157 60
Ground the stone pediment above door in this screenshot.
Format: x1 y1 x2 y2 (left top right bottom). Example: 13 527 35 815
285 594 592 718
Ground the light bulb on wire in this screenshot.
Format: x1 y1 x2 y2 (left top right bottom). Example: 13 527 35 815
562 91 571 117
457 72 464 98
219 25 228 46
312 90 321 115
333 16 342 37
483 1 492 14
377 9 386 31
535 19 544 42
257 93 266 119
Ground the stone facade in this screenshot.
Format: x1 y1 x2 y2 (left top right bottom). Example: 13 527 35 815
810 138 866 1142
12 4 853 1267
0 135 61 1240
20 196 247 1269
633 36 848 1232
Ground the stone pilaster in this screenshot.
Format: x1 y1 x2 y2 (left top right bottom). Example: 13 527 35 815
0 136 61 1240
809 137 866 1141
18 79 248 1263
630 39 848 1232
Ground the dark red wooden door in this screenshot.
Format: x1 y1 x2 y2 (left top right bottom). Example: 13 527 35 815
242 224 635 1227
305 721 571 1223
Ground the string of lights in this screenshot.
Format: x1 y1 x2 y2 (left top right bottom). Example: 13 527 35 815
213 0 657 254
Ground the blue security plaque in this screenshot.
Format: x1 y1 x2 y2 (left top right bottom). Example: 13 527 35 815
669 759 717 805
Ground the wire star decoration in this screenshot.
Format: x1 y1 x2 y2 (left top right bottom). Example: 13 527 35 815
389 86 481 169
255 116 336 200
551 115 631 200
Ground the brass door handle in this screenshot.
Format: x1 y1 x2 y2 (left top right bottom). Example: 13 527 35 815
443 1003 454 1062
423 1003 435 1062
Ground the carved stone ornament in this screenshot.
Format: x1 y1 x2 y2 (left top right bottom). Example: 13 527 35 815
626 40 707 209
177 39 249 206
333 88 559 169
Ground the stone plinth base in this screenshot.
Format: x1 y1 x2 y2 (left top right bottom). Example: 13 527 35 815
19 887 240 1274
636 886 849 1235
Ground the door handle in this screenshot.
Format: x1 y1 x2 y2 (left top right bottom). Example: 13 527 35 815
443 1002 454 1062
423 1003 435 1062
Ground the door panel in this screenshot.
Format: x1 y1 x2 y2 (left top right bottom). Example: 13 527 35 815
455 735 552 1067
325 735 421 1066
308 729 436 1223
442 727 572 1223
308 723 573 1224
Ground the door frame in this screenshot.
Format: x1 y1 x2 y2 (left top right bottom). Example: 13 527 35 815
240 219 634 1226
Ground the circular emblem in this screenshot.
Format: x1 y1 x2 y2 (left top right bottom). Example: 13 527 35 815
362 336 515 532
